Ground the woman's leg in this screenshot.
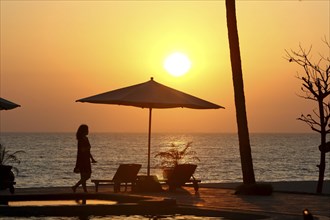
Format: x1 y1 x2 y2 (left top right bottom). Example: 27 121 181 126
81 172 90 192
82 180 87 192
72 173 85 192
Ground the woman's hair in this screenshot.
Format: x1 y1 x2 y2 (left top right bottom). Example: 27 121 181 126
76 124 88 140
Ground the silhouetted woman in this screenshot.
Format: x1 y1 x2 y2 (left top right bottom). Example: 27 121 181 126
72 124 96 192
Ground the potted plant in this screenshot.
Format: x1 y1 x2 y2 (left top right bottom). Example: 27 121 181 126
154 142 200 179
0 143 25 193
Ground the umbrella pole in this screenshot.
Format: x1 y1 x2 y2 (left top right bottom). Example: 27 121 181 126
147 108 152 176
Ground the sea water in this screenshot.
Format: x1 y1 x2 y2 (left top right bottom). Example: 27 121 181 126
0 132 328 188
0 133 328 220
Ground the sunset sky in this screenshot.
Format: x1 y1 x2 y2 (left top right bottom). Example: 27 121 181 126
0 1 329 133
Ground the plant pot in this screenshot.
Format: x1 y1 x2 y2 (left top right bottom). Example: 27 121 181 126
162 167 174 180
0 165 15 193
133 175 163 192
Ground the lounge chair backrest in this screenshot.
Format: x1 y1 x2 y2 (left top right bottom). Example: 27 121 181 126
168 164 197 186
113 164 141 182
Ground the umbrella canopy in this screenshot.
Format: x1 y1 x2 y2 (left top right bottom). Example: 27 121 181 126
76 77 224 175
0 97 21 110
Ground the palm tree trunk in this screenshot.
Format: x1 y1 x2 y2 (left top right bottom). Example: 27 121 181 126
225 0 256 184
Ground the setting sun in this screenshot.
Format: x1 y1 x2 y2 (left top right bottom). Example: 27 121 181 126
164 52 191 77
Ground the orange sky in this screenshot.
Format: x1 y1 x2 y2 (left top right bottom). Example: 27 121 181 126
0 1 329 133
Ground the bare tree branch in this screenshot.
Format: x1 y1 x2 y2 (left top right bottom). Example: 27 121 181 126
287 39 330 193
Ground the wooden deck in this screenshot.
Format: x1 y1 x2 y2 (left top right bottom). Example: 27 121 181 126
0 181 329 219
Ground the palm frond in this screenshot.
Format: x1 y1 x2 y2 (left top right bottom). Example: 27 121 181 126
0 143 25 175
154 142 200 168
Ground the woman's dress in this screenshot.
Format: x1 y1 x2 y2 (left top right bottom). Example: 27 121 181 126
76 137 92 175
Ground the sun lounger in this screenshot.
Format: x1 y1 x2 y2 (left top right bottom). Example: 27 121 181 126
160 164 201 192
91 164 141 192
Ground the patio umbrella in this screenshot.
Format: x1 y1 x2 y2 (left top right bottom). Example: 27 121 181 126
76 77 224 175
0 97 21 110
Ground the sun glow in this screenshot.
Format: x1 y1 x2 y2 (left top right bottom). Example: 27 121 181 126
164 52 191 77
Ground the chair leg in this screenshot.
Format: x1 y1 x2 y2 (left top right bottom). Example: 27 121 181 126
193 181 199 192
114 182 120 192
95 182 99 192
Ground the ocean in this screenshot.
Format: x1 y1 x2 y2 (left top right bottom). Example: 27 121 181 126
0 133 330 188
1 132 328 189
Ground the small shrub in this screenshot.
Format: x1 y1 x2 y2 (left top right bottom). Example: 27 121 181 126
0 143 25 176
154 142 200 168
